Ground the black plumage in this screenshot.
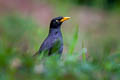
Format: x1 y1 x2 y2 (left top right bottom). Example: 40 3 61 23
33 16 70 56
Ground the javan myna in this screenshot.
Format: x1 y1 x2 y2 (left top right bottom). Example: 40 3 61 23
33 16 70 56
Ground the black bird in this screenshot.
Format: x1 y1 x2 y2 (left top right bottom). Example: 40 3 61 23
33 16 70 56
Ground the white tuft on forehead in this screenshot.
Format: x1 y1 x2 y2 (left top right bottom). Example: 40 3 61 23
52 16 63 21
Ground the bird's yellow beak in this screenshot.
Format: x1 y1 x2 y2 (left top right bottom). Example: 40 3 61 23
60 17 71 22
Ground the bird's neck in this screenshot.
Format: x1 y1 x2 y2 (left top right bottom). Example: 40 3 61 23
49 28 61 34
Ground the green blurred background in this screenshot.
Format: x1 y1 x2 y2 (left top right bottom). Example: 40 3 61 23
0 0 120 80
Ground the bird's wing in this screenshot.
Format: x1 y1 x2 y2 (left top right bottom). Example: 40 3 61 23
40 36 57 50
33 36 58 56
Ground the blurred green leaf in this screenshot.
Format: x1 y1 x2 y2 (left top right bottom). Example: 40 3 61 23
69 25 79 54
81 41 87 63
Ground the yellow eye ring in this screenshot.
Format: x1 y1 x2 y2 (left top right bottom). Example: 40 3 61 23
56 20 59 22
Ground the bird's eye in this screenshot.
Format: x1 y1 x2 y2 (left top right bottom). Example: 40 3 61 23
56 20 59 22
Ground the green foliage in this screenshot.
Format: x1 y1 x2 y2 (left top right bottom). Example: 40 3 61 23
69 25 79 54
81 41 87 63
48 0 120 11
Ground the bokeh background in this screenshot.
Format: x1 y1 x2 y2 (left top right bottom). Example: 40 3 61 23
0 0 120 80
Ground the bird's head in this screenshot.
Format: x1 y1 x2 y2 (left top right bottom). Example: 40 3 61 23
50 16 71 29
